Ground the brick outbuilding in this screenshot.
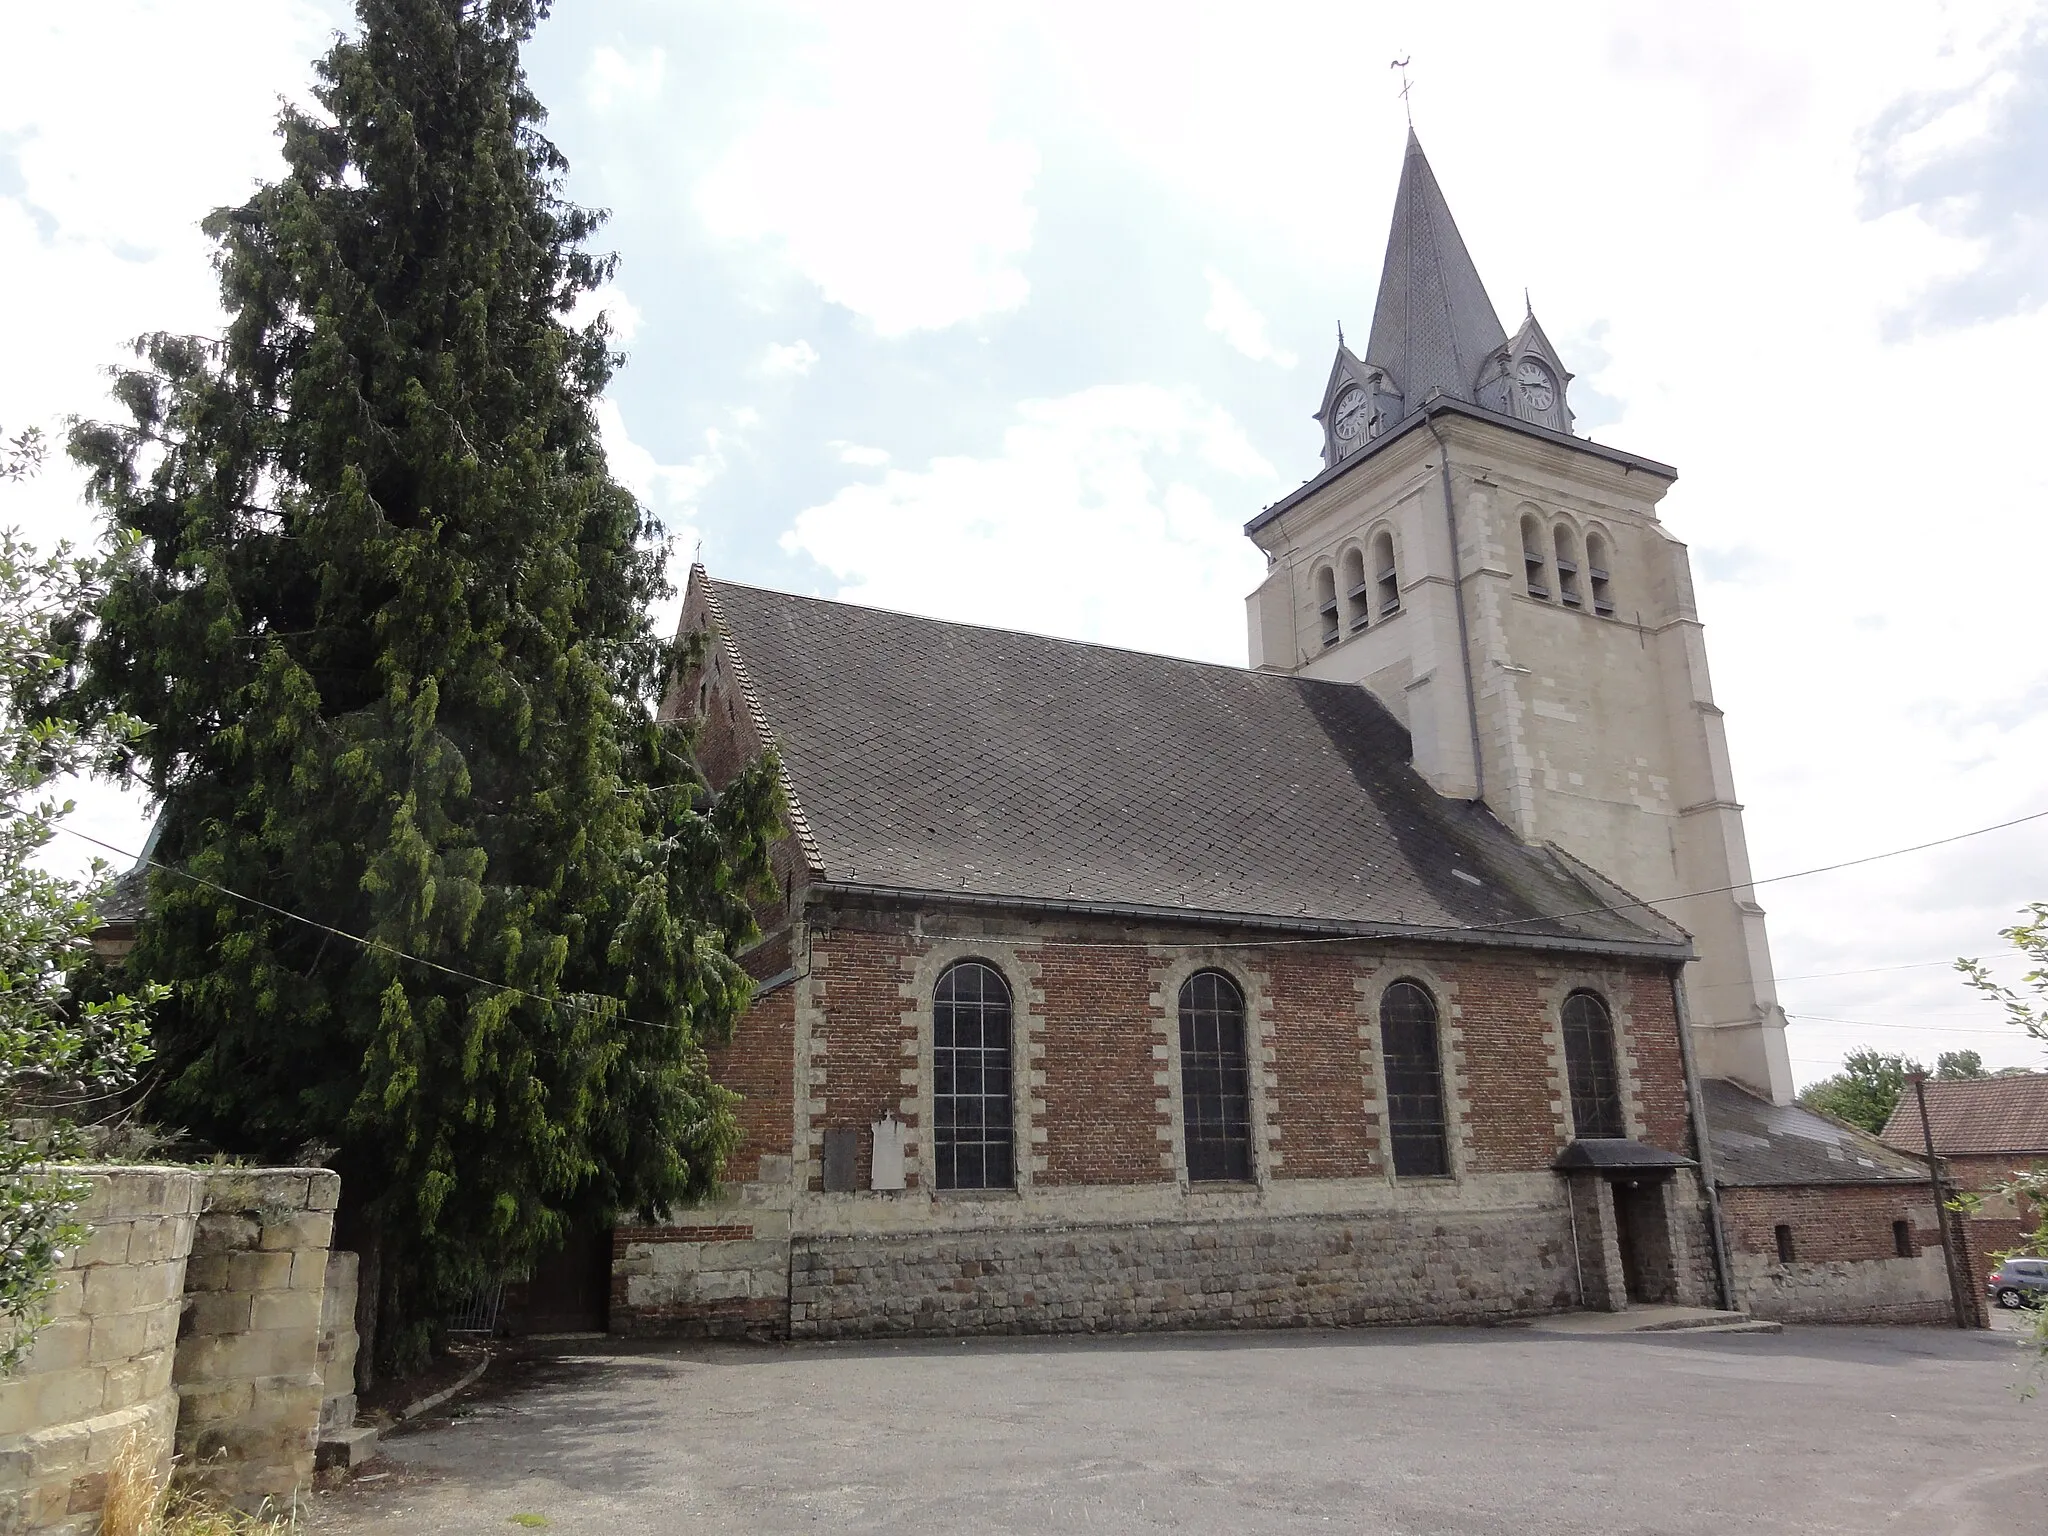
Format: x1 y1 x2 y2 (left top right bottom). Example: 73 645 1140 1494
1882 1075 2048 1305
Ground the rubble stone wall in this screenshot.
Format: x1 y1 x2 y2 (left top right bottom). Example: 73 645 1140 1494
788 1205 1578 1338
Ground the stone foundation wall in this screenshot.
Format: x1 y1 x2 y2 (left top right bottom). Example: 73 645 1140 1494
0 1166 202 1536
788 1207 1578 1339
172 1169 340 1508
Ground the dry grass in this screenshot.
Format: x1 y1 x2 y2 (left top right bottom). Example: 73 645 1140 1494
99 1429 296 1536
100 1429 162 1536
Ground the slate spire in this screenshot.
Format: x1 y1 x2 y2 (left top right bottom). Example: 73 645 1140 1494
1362 130 1507 413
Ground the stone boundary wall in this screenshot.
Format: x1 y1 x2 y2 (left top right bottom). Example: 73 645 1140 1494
174 1169 339 1507
0 1166 203 1536
787 1207 1578 1339
318 1251 359 1437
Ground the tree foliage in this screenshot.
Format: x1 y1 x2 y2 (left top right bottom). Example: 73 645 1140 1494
59 1 779 1372
1797 1049 1922 1137
1934 1049 1988 1081
0 430 160 1372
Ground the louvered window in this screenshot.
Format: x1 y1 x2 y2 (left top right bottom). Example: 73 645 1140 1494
1314 565 1340 647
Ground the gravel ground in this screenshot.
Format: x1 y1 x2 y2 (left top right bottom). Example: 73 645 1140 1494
308 1323 2045 1536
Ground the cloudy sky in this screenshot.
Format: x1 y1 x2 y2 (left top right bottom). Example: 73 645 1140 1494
4 0 2045 1086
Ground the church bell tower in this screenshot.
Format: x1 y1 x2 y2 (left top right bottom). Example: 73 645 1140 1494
1245 130 1795 1104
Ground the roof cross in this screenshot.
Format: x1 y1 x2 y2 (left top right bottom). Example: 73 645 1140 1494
1390 56 1414 125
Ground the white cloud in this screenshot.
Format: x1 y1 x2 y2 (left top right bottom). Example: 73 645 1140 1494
831 442 891 467
566 279 643 343
759 339 820 377
595 398 732 640
694 7 1037 334
596 398 725 521
1203 267 1296 367
783 385 1276 662
584 45 666 112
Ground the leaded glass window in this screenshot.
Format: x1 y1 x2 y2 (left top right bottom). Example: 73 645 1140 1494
1179 970 1252 1182
1381 980 1449 1177
933 961 1014 1190
1563 990 1625 1139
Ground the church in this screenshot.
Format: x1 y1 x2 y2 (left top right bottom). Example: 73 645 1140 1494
604 133 1960 1337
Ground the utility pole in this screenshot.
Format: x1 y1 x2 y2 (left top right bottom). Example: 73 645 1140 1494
1909 1071 1972 1329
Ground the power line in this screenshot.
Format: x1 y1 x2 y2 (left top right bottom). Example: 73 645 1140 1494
58 822 697 1036
1455 806 2048 942
1787 1013 2023 1036
1695 948 2027 989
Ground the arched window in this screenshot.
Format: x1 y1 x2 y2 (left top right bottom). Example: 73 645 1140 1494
1585 531 1614 617
933 961 1014 1190
1520 512 1549 600
1562 990 1624 1139
1553 524 1582 608
1179 970 1252 1182
1372 530 1401 618
1380 980 1448 1176
1341 547 1370 634
1313 565 1339 648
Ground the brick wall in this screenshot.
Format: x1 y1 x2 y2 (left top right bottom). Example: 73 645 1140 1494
709 982 795 1187
1447 958 1553 1173
1718 1184 1951 1324
805 925 920 1191
1032 944 1171 1186
1257 953 1375 1179
796 915 1684 1192
1616 970 1690 1150
1944 1151 2047 1207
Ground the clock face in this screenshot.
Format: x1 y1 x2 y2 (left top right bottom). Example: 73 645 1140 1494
1332 386 1371 442
1514 358 1556 413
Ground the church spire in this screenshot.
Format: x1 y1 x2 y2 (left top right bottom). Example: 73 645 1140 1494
1361 131 1506 415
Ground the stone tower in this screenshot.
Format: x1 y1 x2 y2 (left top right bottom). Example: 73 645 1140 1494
1243 131 1794 1103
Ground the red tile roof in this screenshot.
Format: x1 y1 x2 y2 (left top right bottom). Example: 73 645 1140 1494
1880 1075 2048 1156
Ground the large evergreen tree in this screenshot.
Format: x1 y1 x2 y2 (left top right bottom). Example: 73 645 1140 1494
63 0 779 1372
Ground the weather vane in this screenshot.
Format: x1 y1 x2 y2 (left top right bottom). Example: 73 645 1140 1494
1390 56 1413 125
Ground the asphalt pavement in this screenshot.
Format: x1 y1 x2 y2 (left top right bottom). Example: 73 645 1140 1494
307 1323 2046 1535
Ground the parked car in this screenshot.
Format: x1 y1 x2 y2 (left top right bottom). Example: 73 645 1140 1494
1986 1258 2048 1309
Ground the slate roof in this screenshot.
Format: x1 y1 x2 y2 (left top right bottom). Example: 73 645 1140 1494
1704 1078 1930 1187
1880 1075 2048 1156
704 576 1689 958
1362 131 1507 420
